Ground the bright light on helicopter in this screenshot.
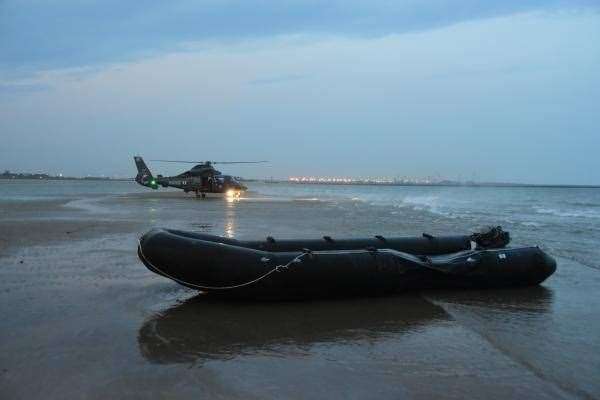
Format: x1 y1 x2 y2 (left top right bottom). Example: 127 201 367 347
225 189 242 201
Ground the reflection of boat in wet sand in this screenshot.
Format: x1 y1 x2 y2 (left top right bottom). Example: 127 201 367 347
138 288 553 365
426 286 554 313
138 295 448 364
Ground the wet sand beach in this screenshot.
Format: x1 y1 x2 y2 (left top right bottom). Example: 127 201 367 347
1 181 599 399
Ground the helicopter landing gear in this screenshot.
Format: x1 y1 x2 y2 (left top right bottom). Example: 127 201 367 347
194 190 206 199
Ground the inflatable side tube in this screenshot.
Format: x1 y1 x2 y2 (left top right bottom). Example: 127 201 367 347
138 229 556 299
160 229 473 255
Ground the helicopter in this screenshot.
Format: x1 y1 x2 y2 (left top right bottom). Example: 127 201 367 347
134 156 267 198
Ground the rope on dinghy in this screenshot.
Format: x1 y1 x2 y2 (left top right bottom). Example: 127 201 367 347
138 241 310 291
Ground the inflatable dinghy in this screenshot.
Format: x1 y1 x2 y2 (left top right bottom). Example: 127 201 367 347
137 227 555 300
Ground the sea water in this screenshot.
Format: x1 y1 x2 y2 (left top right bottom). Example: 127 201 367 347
2 179 599 270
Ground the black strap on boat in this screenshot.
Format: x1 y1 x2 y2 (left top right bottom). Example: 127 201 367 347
323 236 334 243
422 233 435 240
266 236 276 243
374 235 386 242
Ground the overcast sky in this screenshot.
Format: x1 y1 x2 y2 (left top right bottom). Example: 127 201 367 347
1 1 599 183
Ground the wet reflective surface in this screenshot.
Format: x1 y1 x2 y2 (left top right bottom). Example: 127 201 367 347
138 295 450 365
1 181 600 399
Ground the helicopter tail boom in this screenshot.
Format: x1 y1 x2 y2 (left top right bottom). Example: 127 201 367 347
134 156 158 189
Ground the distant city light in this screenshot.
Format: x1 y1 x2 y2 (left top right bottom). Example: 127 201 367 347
287 176 440 185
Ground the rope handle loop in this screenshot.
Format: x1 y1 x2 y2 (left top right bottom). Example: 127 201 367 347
138 240 308 291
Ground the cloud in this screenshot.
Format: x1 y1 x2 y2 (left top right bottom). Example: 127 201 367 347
1 7 598 183
1 0 597 75
0 82 52 95
248 74 310 86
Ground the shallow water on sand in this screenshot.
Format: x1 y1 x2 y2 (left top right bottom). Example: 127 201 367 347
1 180 599 399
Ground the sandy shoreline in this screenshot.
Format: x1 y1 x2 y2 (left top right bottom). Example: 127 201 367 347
0 198 142 254
1 190 599 399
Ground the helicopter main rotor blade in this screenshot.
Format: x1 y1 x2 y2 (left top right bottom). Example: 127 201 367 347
150 160 208 164
150 159 268 164
211 161 268 164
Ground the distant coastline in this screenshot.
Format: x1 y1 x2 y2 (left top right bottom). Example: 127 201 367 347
244 178 600 189
1 171 597 188
0 171 131 181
